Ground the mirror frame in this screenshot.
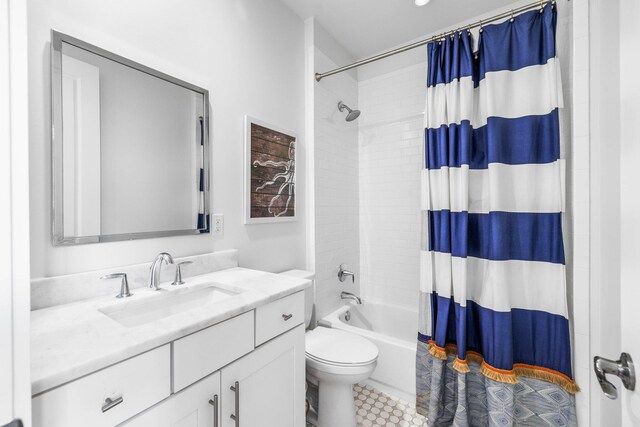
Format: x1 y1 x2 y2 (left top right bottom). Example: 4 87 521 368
50 30 210 245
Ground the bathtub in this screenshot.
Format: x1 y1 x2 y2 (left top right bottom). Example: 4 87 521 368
319 302 418 398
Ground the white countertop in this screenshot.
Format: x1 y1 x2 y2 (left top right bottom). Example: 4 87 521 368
31 267 310 395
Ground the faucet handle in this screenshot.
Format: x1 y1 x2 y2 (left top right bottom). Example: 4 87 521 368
101 273 133 299
172 261 193 286
338 263 355 283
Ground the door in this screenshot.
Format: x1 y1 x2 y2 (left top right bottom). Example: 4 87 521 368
220 325 305 427
592 0 640 425
618 0 640 423
0 0 30 426
121 372 221 427
60 54 102 236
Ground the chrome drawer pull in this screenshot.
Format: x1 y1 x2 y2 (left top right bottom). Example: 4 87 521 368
101 395 123 413
208 394 219 427
282 313 293 321
230 381 239 426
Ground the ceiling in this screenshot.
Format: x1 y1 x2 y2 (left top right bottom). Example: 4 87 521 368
280 0 521 59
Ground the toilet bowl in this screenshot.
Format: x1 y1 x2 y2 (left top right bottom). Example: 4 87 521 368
279 270 379 427
306 327 378 427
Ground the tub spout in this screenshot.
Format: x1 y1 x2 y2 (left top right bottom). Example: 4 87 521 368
341 291 362 305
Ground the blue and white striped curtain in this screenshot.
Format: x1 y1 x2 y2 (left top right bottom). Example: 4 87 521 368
197 116 208 232
417 5 578 426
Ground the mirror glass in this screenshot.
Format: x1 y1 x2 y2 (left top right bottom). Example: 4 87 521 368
51 31 209 245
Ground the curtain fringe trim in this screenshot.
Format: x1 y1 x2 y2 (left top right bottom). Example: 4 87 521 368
425 340 580 394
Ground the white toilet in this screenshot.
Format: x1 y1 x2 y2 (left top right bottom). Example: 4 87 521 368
280 270 378 427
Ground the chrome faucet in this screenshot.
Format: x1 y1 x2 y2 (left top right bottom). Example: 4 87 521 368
338 263 355 283
341 291 362 305
148 252 174 290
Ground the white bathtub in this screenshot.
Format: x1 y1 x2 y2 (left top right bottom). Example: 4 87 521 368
319 302 418 398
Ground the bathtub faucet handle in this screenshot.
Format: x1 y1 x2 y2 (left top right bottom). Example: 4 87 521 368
338 263 355 283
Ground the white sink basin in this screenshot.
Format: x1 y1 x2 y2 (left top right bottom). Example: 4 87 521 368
99 284 240 327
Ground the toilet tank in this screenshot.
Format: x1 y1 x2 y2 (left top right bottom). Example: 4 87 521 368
279 269 315 329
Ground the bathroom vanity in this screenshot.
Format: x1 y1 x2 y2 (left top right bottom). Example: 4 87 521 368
30 254 309 427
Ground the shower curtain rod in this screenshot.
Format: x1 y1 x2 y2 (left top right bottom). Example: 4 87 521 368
315 0 557 82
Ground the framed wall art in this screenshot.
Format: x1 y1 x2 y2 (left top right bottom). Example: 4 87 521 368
244 116 297 224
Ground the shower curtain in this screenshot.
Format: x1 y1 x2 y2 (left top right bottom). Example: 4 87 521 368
417 4 578 426
197 116 208 232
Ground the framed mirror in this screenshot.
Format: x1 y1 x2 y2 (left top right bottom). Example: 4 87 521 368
51 30 210 245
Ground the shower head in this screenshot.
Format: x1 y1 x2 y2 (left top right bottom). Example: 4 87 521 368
338 101 361 122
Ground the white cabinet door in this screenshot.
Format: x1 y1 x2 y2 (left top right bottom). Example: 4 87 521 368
0 0 30 425
121 372 221 427
618 0 640 423
220 325 305 427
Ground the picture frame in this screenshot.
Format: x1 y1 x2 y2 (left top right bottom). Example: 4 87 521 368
244 116 297 224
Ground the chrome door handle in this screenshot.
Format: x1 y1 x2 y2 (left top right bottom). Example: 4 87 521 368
208 394 219 427
282 313 293 321
594 352 636 399
101 395 124 412
230 381 239 426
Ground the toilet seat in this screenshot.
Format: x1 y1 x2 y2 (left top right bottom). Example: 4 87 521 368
305 327 378 367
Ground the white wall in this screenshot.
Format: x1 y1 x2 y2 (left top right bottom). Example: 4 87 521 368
564 1 593 426
28 0 307 278
308 21 361 319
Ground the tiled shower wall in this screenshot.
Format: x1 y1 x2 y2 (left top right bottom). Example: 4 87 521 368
313 47 360 319
358 65 424 309
356 1 590 423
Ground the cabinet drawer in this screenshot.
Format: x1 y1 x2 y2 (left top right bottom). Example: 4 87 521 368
173 311 254 392
32 345 170 427
255 291 304 346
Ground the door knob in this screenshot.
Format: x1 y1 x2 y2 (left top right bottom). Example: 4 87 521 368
594 352 636 399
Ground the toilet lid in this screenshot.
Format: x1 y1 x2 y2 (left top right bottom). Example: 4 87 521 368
306 327 378 366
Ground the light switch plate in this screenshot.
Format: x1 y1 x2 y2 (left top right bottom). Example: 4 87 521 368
212 214 224 236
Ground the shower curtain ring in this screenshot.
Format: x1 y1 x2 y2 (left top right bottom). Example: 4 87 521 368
479 20 483 33
540 0 545 13
510 10 515 22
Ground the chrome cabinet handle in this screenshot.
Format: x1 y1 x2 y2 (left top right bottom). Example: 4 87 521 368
208 394 219 427
101 395 123 413
229 381 239 426
594 352 636 399
282 313 293 321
